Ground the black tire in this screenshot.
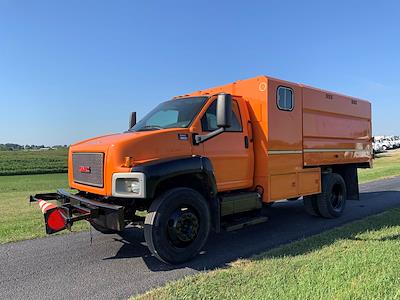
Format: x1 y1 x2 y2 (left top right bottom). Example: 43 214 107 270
144 187 211 264
90 220 118 234
316 173 347 218
303 195 320 216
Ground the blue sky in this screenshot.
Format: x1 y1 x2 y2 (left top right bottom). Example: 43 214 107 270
1 0 399 145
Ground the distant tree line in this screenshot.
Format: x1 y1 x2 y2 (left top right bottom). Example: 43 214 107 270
0 143 68 151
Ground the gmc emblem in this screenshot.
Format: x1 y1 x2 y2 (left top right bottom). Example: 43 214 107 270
79 166 91 173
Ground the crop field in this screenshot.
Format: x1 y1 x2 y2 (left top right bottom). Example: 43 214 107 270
0 148 68 176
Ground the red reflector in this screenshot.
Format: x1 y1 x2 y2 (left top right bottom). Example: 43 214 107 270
46 209 66 232
37 199 67 234
79 166 91 173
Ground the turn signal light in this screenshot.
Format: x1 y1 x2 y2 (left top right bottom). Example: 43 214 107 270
122 156 135 168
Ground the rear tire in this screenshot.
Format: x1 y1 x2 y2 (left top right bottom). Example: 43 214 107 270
144 187 211 264
303 195 320 216
316 173 347 218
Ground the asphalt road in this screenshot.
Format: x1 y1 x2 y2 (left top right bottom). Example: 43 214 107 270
1 177 400 299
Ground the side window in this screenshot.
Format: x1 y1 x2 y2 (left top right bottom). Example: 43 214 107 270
201 100 243 132
277 86 294 111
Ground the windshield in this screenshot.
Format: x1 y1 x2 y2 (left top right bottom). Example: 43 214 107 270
130 96 208 131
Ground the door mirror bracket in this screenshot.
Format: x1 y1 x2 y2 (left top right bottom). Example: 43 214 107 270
193 127 225 145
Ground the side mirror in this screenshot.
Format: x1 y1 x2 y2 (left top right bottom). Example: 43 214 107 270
216 93 232 128
129 112 137 129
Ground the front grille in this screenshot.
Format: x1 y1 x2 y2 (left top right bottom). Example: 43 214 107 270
72 152 104 187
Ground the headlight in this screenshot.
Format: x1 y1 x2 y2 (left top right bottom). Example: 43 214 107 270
130 180 141 194
116 178 141 194
112 173 146 198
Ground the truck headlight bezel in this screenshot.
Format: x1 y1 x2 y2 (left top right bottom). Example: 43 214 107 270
112 172 146 198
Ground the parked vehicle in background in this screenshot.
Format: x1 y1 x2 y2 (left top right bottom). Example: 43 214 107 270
388 139 396 149
380 139 391 151
373 141 385 154
30 75 372 264
372 136 400 152
393 137 400 148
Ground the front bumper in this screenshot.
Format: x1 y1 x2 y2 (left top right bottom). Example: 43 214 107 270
30 189 125 234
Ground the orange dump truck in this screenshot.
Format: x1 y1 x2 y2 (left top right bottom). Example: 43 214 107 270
30 75 372 264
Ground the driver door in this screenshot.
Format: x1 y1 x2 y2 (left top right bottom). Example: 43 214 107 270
200 97 254 191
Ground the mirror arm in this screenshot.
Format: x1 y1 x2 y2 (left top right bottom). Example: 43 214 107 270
194 127 225 144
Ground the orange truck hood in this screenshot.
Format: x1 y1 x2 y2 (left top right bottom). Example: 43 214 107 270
71 129 192 158
68 128 194 195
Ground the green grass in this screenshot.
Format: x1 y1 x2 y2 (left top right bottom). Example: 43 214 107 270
137 208 400 300
0 148 68 176
0 173 88 244
358 149 400 183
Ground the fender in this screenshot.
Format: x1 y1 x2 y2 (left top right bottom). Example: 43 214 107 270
131 156 220 231
132 156 217 199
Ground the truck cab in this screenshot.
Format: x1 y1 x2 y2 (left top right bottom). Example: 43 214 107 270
69 94 254 195
31 75 372 264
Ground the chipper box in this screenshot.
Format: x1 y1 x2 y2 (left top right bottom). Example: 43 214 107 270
30 75 372 264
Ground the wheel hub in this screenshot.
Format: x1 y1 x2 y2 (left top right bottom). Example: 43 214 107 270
167 208 199 246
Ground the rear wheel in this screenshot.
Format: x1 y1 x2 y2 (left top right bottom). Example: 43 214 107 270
144 188 211 264
316 173 346 218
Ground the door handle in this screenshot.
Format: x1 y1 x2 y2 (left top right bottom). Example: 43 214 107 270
244 136 249 148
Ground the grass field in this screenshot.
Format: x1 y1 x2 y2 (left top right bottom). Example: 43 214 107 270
137 208 400 300
0 148 68 176
358 149 400 183
0 173 88 244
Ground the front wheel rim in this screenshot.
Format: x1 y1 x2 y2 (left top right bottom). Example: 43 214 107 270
167 206 199 248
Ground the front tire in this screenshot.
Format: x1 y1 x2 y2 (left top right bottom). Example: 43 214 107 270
144 188 211 264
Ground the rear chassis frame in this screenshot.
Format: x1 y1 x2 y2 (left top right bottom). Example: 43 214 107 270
30 189 125 234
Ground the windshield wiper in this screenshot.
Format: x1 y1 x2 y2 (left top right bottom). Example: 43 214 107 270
136 125 163 131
